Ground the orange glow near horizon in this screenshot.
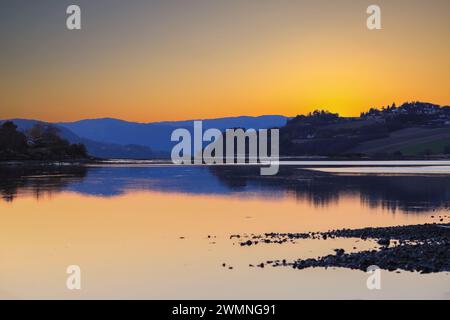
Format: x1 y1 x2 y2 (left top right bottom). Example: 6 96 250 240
1 0 449 122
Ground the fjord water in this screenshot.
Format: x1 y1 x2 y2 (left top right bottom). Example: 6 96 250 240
0 163 449 299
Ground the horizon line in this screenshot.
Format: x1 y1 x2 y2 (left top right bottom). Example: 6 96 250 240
2 100 449 124
2 114 292 125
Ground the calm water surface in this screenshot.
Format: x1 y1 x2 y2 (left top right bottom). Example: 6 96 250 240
0 163 449 299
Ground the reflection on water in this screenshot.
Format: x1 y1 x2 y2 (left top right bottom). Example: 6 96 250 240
0 166 87 202
2 164 450 213
0 164 449 299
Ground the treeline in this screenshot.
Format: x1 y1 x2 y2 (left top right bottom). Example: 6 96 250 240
0 121 88 161
280 110 387 156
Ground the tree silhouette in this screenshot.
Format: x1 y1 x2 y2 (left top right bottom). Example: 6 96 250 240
0 121 27 152
0 122 88 160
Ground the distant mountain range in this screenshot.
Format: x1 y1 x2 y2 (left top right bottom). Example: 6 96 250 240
6 101 448 160
2 116 288 159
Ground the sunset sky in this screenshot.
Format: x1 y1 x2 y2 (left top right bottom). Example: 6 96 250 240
1 0 449 122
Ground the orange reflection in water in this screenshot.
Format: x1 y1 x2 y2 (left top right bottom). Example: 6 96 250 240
0 191 447 299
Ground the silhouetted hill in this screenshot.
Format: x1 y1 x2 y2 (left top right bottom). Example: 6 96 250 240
0 121 88 161
281 102 450 157
4 119 158 159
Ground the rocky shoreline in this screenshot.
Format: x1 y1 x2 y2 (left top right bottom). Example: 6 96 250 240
235 221 450 273
287 242 450 273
